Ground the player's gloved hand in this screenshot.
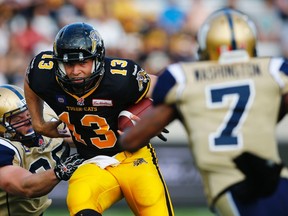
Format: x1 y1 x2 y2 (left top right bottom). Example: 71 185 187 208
60 141 71 161
157 128 169 141
233 151 283 199
54 153 84 181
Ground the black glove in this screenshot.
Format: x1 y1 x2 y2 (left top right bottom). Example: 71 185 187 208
157 128 169 142
60 141 71 161
54 153 84 181
232 151 283 202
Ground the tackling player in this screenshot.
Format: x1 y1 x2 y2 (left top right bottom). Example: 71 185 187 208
0 84 84 216
120 8 288 216
24 22 174 216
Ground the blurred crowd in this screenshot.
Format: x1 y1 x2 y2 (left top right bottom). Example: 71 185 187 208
1 0 288 88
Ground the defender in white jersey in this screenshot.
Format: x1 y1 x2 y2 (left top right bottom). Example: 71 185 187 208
0 85 83 216
121 8 288 216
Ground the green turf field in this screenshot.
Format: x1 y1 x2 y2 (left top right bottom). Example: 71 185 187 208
45 206 214 216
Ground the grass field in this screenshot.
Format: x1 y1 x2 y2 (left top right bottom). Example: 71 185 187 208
45 206 214 216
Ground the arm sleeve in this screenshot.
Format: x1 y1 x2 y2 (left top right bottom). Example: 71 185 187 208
270 57 288 94
126 59 151 103
0 140 22 167
152 63 186 105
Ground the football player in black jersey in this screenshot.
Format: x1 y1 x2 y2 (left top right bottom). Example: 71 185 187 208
24 22 174 216
120 8 288 216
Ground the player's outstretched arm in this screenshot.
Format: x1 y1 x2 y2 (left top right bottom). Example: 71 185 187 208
0 153 84 198
0 165 58 198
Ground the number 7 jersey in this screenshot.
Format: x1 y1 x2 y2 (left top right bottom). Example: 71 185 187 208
152 57 288 205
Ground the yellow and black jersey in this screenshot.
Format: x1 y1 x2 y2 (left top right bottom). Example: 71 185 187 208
26 51 150 159
153 56 288 205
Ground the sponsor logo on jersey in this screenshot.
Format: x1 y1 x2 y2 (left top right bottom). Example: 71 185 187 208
133 158 147 166
38 137 44 146
56 95 66 104
25 139 51 152
92 99 113 106
38 137 50 151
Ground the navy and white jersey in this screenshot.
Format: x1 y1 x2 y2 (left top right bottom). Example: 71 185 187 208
0 135 64 216
26 51 150 159
152 56 288 205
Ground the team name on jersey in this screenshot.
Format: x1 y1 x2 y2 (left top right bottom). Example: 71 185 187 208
66 106 98 111
194 63 261 81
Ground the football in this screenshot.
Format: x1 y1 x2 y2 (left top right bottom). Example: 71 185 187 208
118 98 153 131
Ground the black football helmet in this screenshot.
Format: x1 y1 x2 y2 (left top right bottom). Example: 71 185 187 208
0 84 40 145
53 22 105 95
197 8 257 61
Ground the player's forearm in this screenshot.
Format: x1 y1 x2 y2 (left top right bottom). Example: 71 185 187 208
24 79 45 133
20 169 60 198
120 107 165 152
121 104 174 152
121 126 151 152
